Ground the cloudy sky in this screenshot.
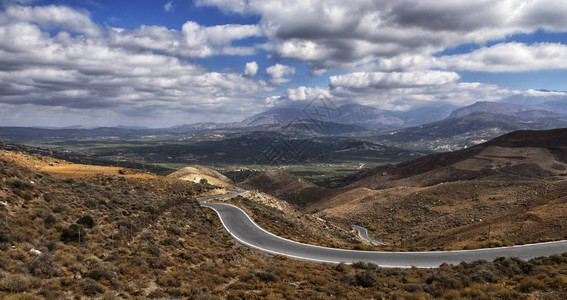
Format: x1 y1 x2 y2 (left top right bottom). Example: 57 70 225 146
1 0 567 127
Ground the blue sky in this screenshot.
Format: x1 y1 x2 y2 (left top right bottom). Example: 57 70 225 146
1 0 567 127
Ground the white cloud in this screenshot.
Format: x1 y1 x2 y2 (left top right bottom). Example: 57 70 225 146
329 71 460 89
197 0 567 72
164 1 174 12
266 63 295 83
438 42 567 72
4 5 101 37
244 61 258 76
106 21 261 58
181 21 262 57
0 6 275 127
285 86 331 101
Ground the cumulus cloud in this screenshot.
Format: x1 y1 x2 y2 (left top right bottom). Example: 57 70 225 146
0 5 274 126
329 71 460 90
107 22 262 58
377 43 567 73
438 42 567 72
266 63 295 84
3 5 101 37
197 0 567 72
244 61 258 76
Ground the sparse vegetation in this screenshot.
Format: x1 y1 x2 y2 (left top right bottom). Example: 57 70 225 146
1 142 567 298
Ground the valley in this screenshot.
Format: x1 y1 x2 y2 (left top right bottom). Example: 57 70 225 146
1 102 567 298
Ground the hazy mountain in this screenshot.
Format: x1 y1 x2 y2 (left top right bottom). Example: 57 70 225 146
333 103 404 129
240 103 454 130
448 101 530 119
398 104 457 127
373 111 567 151
241 107 303 126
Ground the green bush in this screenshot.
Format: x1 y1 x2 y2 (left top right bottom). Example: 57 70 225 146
199 178 208 184
60 224 87 243
77 215 95 228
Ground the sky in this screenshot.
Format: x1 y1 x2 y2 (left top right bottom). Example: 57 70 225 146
1 0 567 127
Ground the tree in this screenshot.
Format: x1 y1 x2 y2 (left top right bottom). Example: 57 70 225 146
77 215 95 228
61 224 87 243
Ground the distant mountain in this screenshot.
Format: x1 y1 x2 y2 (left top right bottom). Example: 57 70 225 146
449 101 563 120
241 107 303 126
398 104 457 127
375 111 567 151
168 122 245 132
240 103 453 130
448 101 528 119
502 92 567 115
333 104 404 129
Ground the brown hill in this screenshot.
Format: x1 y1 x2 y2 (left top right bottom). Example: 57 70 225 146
305 129 567 249
242 170 335 207
345 128 567 190
167 165 234 187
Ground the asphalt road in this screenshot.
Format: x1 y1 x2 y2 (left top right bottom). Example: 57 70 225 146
353 225 386 246
198 190 567 268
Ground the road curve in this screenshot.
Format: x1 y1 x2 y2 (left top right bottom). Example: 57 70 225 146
353 225 386 246
198 190 567 268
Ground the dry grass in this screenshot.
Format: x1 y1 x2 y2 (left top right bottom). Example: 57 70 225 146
1 149 567 298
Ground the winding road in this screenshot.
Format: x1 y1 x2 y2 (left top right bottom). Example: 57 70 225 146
353 225 386 246
198 190 567 268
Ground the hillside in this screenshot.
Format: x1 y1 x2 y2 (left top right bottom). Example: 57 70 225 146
306 129 567 249
167 165 234 187
244 129 567 253
242 170 334 207
1 146 567 298
345 128 567 190
374 111 567 152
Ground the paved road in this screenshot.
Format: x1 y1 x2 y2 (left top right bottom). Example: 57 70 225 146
198 190 567 268
353 225 386 246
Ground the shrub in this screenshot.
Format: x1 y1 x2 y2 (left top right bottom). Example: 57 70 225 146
352 261 378 270
79 278 104 296
157 275 180 287
27 254 60 277
43 214 57 227
60 224 87 243
0 223 12 244
77 215 95 228
255 271 276 282
355 270 377 287
0 274 40 292
517 277 546 293
199 178 208 184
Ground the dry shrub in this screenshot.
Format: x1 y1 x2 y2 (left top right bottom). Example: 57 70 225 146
355 270 377 287
79 278 105 296
0 274 40 293
517 277 546 293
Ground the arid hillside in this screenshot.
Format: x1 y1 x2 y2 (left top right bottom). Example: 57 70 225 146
242 170 336 207
344 128 567 190
1 146 567 298
167 165 234 187
244 129 567 251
